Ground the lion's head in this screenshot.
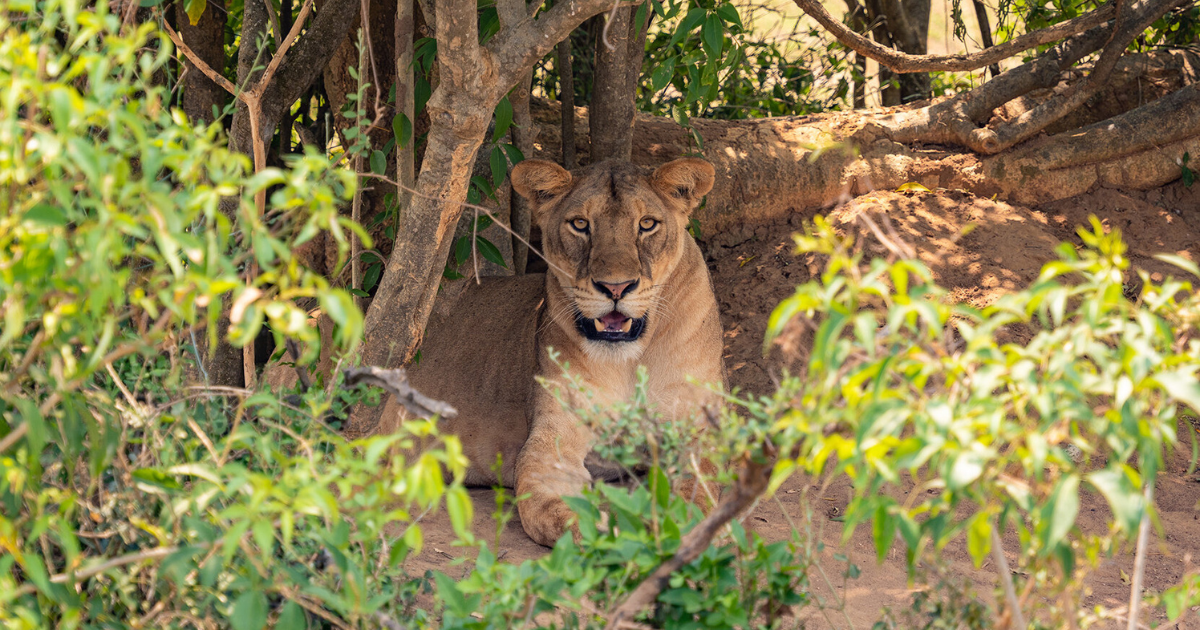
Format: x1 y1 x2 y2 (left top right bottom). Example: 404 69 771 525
511 158 715 359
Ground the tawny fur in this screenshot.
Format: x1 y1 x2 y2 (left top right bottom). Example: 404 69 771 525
378 158 725 546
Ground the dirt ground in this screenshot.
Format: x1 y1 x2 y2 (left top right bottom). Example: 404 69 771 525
403 181 1200 628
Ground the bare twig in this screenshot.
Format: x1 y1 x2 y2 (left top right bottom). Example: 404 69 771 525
343 366 459 419
161 21 240 98
605 449 774 629
991 525 1028 630
358 172 573 277
8 545 195 600
256 0 314 94
1126 485 1155 630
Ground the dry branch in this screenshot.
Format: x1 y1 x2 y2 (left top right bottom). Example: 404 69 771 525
872 0 1189 153
971 0 1189 153
343 366 458 419
604 450 774 629
791 0 1116 73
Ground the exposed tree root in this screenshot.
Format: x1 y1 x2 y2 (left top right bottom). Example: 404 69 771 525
828 0 1193 154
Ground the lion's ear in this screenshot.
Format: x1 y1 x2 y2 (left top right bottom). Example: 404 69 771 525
511 160 573 209
651 158 715 212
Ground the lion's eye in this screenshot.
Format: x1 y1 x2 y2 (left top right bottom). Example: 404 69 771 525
570 218 589 232
639 218 659 232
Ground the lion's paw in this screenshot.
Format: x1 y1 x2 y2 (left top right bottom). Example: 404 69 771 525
519 495 577 547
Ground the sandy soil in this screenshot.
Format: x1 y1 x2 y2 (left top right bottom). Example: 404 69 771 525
403 182 1200 628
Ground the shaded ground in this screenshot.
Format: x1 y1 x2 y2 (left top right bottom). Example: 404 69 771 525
402 182 1200 628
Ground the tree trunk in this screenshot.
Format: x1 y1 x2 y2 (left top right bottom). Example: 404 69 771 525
175 0 227 125
496 0 536 274
590 7 636 162
396 0 416 223
558 37 577 168
176 0 241 387
844 0 868 109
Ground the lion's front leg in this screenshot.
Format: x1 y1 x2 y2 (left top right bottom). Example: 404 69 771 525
515 410 594 547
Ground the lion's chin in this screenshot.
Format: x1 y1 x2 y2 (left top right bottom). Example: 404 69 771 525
574 310 647 343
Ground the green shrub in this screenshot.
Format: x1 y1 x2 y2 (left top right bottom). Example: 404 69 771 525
0 4 469 628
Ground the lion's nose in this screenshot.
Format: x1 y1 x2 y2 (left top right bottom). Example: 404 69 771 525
593 279 638 300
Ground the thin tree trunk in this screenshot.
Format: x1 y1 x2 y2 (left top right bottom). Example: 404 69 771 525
175 0 227 125
396 0 416 212
862 0 900 106
590 7 636 161
510 69 535 274
844 0 869 108
972 0 1002 78
558 37 577 169
496 0 536 273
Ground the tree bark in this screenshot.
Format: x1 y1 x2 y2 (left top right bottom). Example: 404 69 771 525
175 0 227 125
496 0 537 274
396 0 416 221
844 0 869 109
876 0 1186 152
971 0 1002 78
590 7 636 162
558 37 577 169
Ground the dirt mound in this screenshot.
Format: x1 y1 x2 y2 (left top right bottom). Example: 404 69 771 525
712 188 1064 395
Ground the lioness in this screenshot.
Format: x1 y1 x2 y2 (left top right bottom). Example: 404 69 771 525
380 158 725 546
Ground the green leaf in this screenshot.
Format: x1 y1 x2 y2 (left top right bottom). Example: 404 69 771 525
276 601 306 630
500 143 525 165
714 2 742 27
161 546 201 587
1157 369 1200 413
490 145 507 189
1154 253 1200 278
362 262 382 292
1044 474 1079 549
318 291 364 348
701 15 724 59
24 203 66 227
370 150 386 175
1087 467 1145 533
966 512 991 568
670 8 707 48
493 96 514 143
948 450 985 489
446 487 473 536
13 398 46 465
454 235 471 267
230 590 268 630
475 237 508 268
651 56 678 92
185 0 206 24
651 466 670 508
132 468 182 490
392 112 413 150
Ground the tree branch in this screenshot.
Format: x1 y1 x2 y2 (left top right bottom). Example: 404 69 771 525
791 0 1116 73
970 0 1188 153
162 20 241 99
9 545 193 600
343 366 458 419
488 0 642 89
604 450 774 629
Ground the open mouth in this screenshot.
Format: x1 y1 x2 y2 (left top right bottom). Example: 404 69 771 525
574 310 647 343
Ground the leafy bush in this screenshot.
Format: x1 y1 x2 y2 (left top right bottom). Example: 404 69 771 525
0 4 469 628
